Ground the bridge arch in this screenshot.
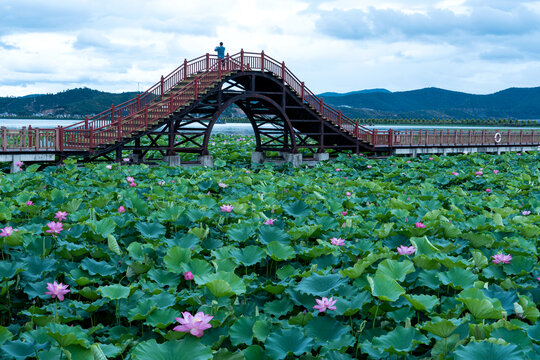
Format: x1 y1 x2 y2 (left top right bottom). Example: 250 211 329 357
201 92 298 155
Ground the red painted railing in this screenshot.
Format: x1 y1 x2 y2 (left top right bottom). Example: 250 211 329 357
1 51 540 153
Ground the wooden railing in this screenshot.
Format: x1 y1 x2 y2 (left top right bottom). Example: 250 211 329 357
1 51 539 153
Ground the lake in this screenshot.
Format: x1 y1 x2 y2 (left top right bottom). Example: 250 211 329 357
1 118 538 134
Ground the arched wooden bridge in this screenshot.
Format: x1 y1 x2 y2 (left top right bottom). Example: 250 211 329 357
1 50 539 167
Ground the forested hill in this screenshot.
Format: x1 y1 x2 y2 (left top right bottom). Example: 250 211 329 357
1 86 540 119
320 87 540 119
0 88 139 117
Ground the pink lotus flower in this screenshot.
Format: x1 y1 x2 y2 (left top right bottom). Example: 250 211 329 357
475 171 483 176
0 226 17 237
313 297 337 313
105 164 113 169
367 165 372 169
220 204 234 213
15 161 24 167
516 152 521 156
415 222 426 228
126 176 134 182
335 168 341 172
264 218 276 225
184 271 194 281
173 311 213 337
46 221 63 234
245 170 251 174
118 206 126 213
486 188 491 193
129 182 137 187
26 200 34 206
537 277 540 281
345 191 351 196
54 211 68 221
522 210 531 216
429 157 434 160
157 180 165 186
406 160 411 163
330 237 345 246
218 182 227 188
341 211 348 216
492 253 512 264
397 245 416 255
452 171 459 176
45 281 70 301
493 170 499 174
123 158 130 162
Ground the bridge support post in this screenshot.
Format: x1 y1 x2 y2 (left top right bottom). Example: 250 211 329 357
10 160 22 174
251 151 266 164
163 155 181 167
281 152 302 167
314 152 329 162
199 155 214 167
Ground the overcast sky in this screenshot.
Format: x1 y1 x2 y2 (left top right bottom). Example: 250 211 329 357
1 0 539 97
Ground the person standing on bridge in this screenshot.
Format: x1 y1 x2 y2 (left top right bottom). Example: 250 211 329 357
215 42 225 68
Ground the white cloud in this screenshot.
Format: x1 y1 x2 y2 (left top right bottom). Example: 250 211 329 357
0 0 539 97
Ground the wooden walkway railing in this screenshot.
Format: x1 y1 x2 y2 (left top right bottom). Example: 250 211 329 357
1 51 539 154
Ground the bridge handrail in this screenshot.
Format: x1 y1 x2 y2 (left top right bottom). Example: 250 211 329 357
64 53 212 131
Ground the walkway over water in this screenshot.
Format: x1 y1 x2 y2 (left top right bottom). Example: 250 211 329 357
1 50 539 167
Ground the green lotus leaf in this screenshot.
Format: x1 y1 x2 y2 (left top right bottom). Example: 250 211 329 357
282 200 310 218
87 218 116 237
266 241 295 261
98 284 131 300
376 259 415 282
305 316 353 350
0 327 12 346
145 308 177 328
253 320 270 342
45 323 89 348
135 222 166 239
367 273 405 302
490 328 532 351
421 319 459 338
454 341 524 360
164 246 191 273
404 294 439 312
409 236 439 257
128 300 157 321
264 327 313 360
503 255 535 275
183 259 213 284
437 267 478 290
203 272 246 296
340 252 392 279
371 326 429 355
80 258 117 276
263 298 293 317
131 338 212 360
457 288 503 319
0 261 24 280
0 340 38 360
227 224 255 243
258 226 290 245
230 245 265 266
296 273 347 297
229 316 255 346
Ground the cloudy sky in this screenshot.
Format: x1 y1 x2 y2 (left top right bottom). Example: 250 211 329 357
1 0 539 97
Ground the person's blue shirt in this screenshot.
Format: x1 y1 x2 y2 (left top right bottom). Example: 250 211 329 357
215 46 225 59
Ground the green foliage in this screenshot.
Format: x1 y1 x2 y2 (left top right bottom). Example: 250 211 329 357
1 137 539 359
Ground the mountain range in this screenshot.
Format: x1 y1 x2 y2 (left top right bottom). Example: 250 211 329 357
1 86 540 120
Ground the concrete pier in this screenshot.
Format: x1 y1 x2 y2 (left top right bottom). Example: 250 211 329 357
0 154 55 173
199 155 214 167
251 151 266 164
163 155 181 166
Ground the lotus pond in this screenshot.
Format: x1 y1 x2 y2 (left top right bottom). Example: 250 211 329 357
0 135 539 359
